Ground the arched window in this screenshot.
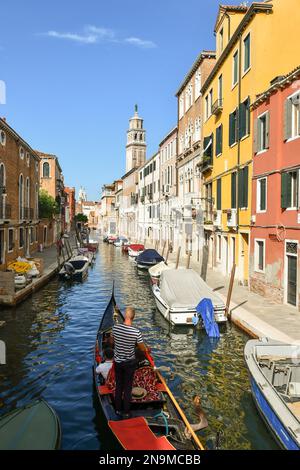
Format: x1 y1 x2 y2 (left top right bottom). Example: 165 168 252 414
26 177 30 209
0 163 5 217
43 162 50 178
35 183 39 219
19 174 24 219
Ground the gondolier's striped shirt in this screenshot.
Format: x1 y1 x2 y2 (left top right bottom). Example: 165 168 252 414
112 324 143 363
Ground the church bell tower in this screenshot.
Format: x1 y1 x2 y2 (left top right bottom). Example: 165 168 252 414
126 105 146 173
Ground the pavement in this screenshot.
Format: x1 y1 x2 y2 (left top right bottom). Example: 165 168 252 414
147 244 300 343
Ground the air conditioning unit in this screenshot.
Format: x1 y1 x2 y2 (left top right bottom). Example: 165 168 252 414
214 210 222 227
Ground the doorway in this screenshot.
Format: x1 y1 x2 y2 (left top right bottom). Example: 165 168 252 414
0 229 4 265
285 241 298 307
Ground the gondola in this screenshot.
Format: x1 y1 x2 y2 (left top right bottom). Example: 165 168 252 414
93 288 204 451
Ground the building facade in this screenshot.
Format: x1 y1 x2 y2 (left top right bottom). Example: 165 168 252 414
250 67 300 309
159 127 178 250
137 152 160 244
64 186 76 232
0 118 40 270
37 151 65 246
176 51 216 262
100 180 122 236
201 0 300 285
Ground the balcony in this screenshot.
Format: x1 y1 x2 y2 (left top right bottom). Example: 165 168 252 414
23 207 34 220
199 155 213 173
0 203 12 220
213 210 222 227
211 98 223 116
227 209 237 228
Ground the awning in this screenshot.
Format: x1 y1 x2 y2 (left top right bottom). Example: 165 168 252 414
109 417 175 450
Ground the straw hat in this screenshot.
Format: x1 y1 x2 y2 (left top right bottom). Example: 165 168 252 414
132 387 147 399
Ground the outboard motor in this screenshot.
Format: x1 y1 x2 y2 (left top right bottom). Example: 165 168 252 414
64 262 75 279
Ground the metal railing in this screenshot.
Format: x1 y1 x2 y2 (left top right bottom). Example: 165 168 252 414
0 203 12 219
211 98 223 115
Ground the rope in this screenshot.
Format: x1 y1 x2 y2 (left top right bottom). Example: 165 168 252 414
153 411 169 436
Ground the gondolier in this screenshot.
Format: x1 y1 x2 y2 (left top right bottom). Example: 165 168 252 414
112 307 147 418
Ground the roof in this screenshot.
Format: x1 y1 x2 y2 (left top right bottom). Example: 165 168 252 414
0 118 40 161
121 167 139 180
214 4 249 32
202 2 273 95
175 51 216 97
138 151 160 171
159 126 178 147
252 65 300 110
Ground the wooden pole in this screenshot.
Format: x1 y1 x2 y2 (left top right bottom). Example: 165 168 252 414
176 246 181 269
186 250 192 269
155 240 158 251
161 241 167 257
226 263 236 319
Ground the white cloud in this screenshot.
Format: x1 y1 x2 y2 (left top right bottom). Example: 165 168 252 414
44 26 156 49
124 37 157 49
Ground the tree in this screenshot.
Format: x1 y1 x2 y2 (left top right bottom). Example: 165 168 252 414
75 213 88 223
39 189 59 219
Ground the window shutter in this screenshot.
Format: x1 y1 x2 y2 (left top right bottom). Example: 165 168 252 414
231 172 237 209
261 179 266 210
229 113 234 146
253 117 258 154
217 178 222 210
238 169 243 208
281 172 289 208
284 98 292 141
243 166 249 208
220 124 223 154
265 111 270 149
239 102 246 140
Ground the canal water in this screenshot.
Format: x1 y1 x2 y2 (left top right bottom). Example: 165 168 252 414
0 241 278 450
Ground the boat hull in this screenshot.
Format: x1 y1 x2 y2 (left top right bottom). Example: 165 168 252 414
152 285 227 326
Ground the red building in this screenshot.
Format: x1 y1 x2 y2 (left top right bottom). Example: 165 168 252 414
64 187 76 231
250 66 300 308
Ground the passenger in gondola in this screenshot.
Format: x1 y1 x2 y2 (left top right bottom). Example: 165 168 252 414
112 307 148 418
95 348 114 380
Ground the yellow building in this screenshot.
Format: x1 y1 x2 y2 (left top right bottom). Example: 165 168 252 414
201 0 300 285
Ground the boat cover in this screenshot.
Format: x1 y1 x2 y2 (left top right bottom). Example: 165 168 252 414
108 417 175 450
196 298 220 338
137 249 164 264
129 244 144 251
160 269 225 309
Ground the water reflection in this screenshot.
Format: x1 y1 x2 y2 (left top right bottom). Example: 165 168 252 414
0 242 278 450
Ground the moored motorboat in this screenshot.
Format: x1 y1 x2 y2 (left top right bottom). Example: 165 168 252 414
136 249 164 269
0 400 61 450
128 244 145 258
108 236 118 244
93 289 204 451
152 268 227 326
114 237 129 247
59 255 89 281
244 338 300 450
149 261 178 284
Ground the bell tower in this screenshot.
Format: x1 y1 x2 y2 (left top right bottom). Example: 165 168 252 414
126 105 146 173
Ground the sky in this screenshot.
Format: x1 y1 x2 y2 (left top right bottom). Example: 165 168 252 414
0 0 243 200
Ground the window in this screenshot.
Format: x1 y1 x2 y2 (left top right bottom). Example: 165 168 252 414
26 153 30 167
231 172 237 209
255 112 270 153
216 125 223 156
219 28 224 53
43 162 50 178
243 33 251 72
30 227 34 244
216 178 222 210
209 89 213 115
0 130 6 146
203 134 213 161
239 97 250 139
179 95 184 119
217 234 222 261
195 70 202 99
281 171 299 209
233 51 239 86
19 147 25 159
205 95 209 120
8 229 14 252
19 174 24 219
229 109 238 146
194 117 201 142
19 228 24 248
238 166 248 208
255 239 265 272
284 92 300 141
257 177 267 212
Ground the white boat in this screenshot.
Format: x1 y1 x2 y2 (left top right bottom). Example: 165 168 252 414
244 338 300 450
128 244 145 258
149 261 177 283
114 237 129 247
59 255 89 281
152 268 227 326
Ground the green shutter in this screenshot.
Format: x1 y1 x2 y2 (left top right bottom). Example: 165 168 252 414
239 102 246 140
238 169 243 208
253 117 258 154
217 178 222 210
243 166 249 208
281 172 290 208
284 98 292 141
220 124 223 154
229 112 234 146
216 125 223 156
265 111 270 149
260 178 266 210
231 172 237 209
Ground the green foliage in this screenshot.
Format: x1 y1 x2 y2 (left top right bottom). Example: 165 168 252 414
75 213 88 223
39 189 59 219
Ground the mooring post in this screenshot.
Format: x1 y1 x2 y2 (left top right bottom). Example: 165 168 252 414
176 246 181 269
186 250 191 269
226 264 236 319
162 241 167 257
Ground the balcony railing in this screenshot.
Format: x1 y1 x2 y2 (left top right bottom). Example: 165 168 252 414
199 155 213 173
0 203 12 220
211 98 223 116
20 207 34 220
227 209 237 227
